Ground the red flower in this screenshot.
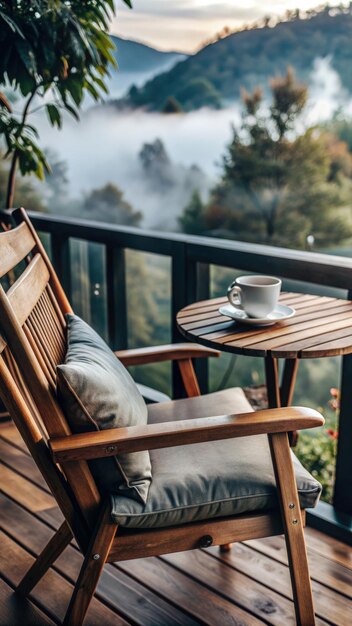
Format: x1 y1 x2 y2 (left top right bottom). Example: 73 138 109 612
326 428 338 440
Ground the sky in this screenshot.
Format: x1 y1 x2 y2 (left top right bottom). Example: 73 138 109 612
111 1 342 53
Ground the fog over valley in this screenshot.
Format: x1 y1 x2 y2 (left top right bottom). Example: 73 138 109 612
32 56 352 231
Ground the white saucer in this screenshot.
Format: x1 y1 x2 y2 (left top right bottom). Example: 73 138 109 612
218 303 296 326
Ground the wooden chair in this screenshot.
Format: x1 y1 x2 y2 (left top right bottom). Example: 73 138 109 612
0 207 324 626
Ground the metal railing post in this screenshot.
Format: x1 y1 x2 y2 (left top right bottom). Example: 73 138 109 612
334 357 352 515
51 234 72 301
171 242 189 398
188 261 210 394
106 245 128 350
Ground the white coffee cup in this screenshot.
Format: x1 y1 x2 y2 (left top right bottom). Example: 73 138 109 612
227 275 282 318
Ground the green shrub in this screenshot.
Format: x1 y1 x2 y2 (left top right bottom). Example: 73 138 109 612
295 388 339 503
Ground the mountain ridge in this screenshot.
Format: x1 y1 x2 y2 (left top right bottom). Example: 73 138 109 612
106 35 186 98
121 7 352 111
110 35 185 72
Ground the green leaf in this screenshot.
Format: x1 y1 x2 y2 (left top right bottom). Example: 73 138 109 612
16 39 37 75
0 11 25 37
63 102 80 121
0 0 130 194
65 78 83 106
84 80 100 100
46 104 62 128
91 76 109 94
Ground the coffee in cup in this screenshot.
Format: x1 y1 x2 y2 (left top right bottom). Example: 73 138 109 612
227 275 282 318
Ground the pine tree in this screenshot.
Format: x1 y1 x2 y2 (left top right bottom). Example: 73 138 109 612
203 69 352 248
179 190 206 235
82 183 142 226
162 96 183 114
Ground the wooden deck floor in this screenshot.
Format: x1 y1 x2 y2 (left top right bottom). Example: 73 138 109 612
0 421 351 626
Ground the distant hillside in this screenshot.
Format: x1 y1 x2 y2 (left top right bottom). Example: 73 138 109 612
107 36 185 98
124 7 352 111
111 36 183 72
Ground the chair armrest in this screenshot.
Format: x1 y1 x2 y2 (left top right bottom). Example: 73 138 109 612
114 343 220 366
50 406 324 463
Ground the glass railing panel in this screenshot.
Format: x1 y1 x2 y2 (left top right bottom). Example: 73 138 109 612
125 249 172 397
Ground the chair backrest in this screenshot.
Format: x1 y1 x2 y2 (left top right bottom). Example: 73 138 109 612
0 208 101 547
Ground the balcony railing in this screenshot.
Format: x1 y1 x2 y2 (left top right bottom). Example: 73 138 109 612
1 209 351 544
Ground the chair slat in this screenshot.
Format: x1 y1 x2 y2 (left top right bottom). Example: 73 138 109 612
3 347 49 442
0 210 103 534
7 254 50 326
35 295 65 363
0 222 36 277
13 207 72 316
46 284 66 329
30 303 60 368
0 354 89 551
24 318 57 389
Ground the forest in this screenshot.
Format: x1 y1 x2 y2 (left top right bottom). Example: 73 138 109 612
124 5 352 111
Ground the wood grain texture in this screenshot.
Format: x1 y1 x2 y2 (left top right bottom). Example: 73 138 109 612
110 511 284 561
0 578 56 626
0 212 333 626
163 549 301 626
0 531 127 626
119 555 269 626
13 207 73 316
63 503 117 626
177 358 201 397
0 492 199 626
0 358 89 551
0 214 102 531
243 535 352 600
3 421 349 626
280 359 299 407
49 406 324 463
115 342 220 365
210 541 352 625
265 356 281 408
0 221 35 278
268 432 315 625
17 521 73 596
177 293 352 358
6 254 50 326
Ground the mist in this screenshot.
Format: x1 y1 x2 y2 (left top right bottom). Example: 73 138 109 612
35 105 241 228
34 56 352 230
304 56 352 123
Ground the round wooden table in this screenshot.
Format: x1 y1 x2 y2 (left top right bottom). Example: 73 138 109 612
176 291 352 411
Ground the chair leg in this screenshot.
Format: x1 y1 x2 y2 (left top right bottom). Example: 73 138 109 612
63 503 117 626
268 432 315 626
17 521 73 596
219 543 233 552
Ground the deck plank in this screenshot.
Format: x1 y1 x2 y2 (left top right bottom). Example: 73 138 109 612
206 543 352 624
0 578 56 626
162 550 300 625
0 495 200 626
1 422 350 626
118 557 266 626
0 532 130 626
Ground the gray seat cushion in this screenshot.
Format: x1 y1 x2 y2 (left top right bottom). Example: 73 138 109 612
111 388 321 528
57 314 152 504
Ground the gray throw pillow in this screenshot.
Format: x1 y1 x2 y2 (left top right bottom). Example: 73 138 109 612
57 314 152 504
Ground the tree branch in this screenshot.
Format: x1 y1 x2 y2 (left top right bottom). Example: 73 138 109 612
5 88 38 207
